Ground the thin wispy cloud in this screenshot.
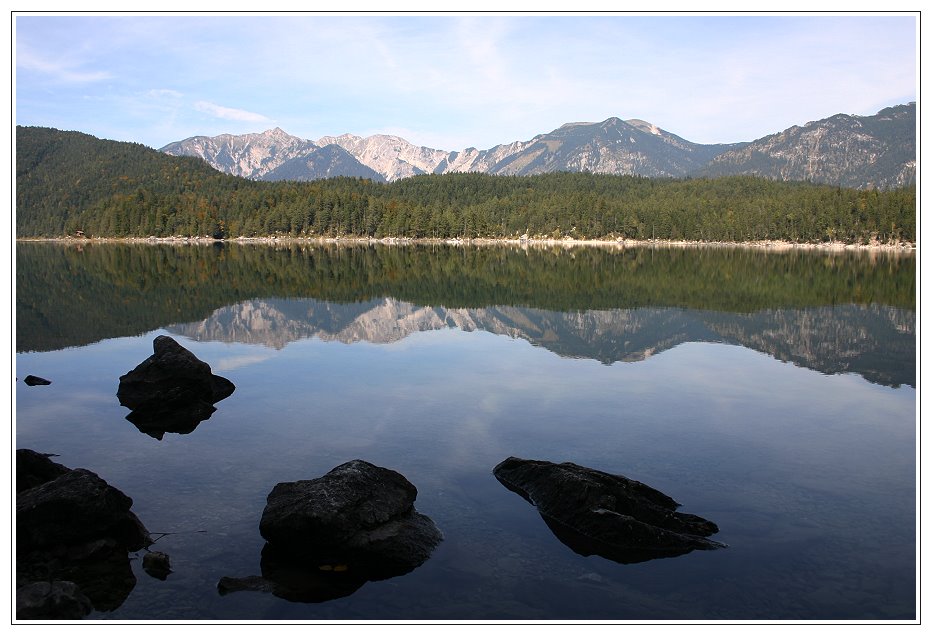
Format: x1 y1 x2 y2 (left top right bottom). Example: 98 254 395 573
16 48 111 83
194 101 271 123
147 88 183 100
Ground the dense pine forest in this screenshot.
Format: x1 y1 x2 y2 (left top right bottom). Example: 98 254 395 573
16 126 916 244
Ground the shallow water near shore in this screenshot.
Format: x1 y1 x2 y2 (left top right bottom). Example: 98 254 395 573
15 243 916 621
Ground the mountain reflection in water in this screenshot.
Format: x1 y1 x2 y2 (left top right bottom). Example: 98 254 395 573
16 242 915 388
167 297 914 389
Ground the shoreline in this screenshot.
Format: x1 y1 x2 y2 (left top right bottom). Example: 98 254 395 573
15 235 917 253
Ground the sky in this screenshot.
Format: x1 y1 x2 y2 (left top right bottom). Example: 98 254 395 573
14 13 918 152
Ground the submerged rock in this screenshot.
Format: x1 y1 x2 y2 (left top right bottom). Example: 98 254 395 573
493 457 725 564
117 335 235 439
220 460 442 602
16 449 151 619
142 551 172 580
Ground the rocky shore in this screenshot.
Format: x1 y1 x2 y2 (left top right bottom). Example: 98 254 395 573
15 234 917 253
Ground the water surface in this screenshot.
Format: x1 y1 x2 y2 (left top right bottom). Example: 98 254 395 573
15 243 916 621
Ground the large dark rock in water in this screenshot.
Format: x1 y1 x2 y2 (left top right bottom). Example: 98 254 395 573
493 457 725 564
17 449 70 493
16 450 152 619
17 468 149 553
220 460 442 602
117 335 235 439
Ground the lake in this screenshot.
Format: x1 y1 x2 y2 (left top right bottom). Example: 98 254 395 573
15 242 916 621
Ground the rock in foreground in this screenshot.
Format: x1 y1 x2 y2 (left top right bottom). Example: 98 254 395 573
16 581 92 621
16 450 152 619
220 460 442 602
117 335 235 439
493 457 725 564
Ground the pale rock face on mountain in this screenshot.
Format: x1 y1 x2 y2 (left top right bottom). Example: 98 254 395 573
435 139 537 175
701 104 915 189
626 119 663 136
317 134 450 181
161 128 319 179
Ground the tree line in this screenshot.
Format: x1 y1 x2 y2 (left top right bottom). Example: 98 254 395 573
16 126 916 244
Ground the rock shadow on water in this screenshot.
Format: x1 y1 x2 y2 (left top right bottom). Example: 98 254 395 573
218 459 443 603
16 449 153 620
493 457 725 565
116 335 235 440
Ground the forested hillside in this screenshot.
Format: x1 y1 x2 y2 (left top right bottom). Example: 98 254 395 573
16 126 915 244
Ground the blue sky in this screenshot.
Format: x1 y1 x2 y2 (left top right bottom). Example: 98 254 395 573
14 13 917 151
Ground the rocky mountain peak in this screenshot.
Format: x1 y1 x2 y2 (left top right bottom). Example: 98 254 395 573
262 127 301 142
317 133 362 146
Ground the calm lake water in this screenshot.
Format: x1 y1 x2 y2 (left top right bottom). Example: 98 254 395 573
15 242 916 621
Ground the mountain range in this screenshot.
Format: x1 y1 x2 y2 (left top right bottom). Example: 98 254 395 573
161 103 915 190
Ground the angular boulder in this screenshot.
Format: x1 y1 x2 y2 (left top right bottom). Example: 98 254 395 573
117 335 235 438
17 468 149 553
220 460 443 602
493 457 725 564
16 449 152 618
259 459 442 573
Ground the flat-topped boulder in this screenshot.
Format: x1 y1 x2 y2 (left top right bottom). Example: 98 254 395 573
259 459 442 572
493 456 725 564
220 460 442 602
117 335 235 438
